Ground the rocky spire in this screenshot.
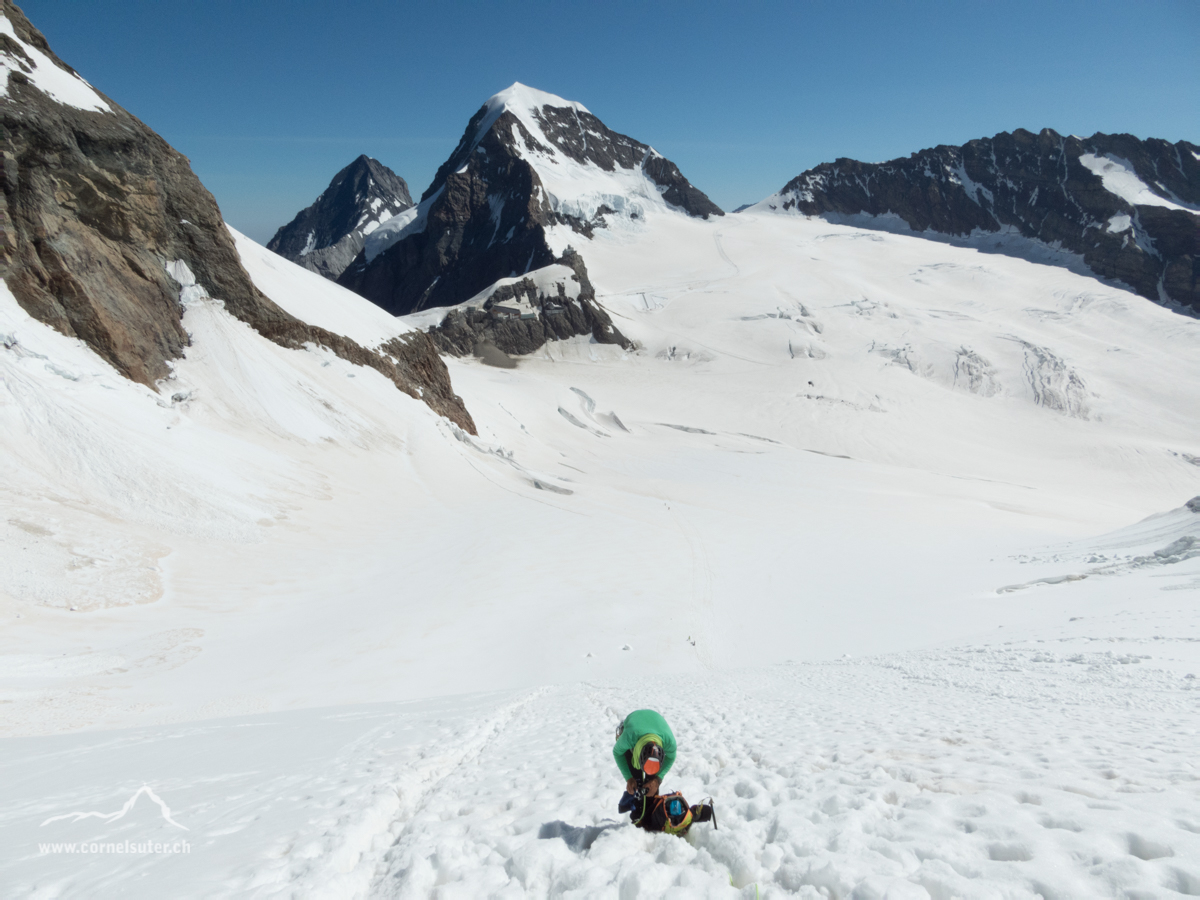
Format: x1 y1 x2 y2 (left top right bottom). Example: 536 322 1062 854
268 156 413 280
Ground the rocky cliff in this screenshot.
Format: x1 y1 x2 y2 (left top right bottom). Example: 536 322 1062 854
426 248 625 359
753 129 1199 315
338 83 718 336
267 155 413 280
0 1 473 432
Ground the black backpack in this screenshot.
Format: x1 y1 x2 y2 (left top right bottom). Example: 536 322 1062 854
631 792 716 835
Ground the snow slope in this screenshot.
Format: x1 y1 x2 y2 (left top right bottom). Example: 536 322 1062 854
1079 153 1200 213
2 208 1200 897
230 226 414 347
0 15 110 112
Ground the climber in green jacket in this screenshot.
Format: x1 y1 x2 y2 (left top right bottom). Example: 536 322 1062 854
613 709 677 802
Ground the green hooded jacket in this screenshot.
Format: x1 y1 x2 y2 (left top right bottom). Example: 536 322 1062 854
613 709 677 780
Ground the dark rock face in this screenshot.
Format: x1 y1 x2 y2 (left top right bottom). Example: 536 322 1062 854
338 107 559 318
267 155 412 280
428 248 627 357
528 103 724 221
763 129 1200 315
0 1 473 431
338 87 719 325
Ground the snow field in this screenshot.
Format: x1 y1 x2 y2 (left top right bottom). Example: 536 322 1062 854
3 198 1200 897
4 208 1200 733
4 638 1198 898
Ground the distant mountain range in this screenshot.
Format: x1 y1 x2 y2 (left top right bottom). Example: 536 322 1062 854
750 129 1199 315
267 156 413 280
284 118 1197 322
5 0 1196 428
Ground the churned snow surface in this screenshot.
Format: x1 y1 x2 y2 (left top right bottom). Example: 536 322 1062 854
2 210 1200 898
0 13 110 113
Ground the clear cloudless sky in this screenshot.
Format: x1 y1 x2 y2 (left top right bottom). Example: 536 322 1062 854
18 0 1200 244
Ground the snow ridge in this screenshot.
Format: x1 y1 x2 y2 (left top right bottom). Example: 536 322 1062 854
0 13 110 112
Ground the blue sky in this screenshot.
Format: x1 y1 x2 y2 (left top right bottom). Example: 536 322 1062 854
21 1 1199 244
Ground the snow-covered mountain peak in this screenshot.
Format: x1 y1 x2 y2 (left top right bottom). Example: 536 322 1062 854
339 84 721 317
477 82 592 136
420 83 721 225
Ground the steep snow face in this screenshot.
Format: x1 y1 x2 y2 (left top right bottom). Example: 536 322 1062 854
230 227 414 347
1079 152 1200 213
0 13 109 112
750 128 1200 315
362 199 425 263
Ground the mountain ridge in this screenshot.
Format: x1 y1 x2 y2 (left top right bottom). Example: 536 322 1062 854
0 0 474 431
751 128 1200 315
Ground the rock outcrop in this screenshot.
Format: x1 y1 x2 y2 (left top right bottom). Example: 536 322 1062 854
338 83 718 328
0 1 473 432
427 248 626 358
267 155 413 280
753 129 1200 315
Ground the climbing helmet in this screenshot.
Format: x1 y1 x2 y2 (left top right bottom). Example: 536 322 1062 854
640 741 663 775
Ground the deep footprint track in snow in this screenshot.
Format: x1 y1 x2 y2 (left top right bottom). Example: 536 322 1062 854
330 651 1200 898
4 642 1199 898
